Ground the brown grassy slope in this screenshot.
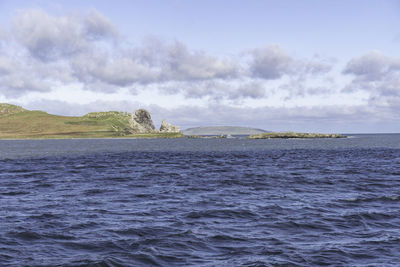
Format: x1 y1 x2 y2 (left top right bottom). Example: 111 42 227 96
0 110 117 138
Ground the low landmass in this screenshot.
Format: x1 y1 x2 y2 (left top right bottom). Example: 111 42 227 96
0 103 182 139
248 132 345 139
0 103 346 140
182 126 269 136
187 134 233 139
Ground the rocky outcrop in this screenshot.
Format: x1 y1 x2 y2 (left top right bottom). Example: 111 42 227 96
85 109 158 134
0 103 26 116
128 109 158 133
84 108 182 135
159 119 181 133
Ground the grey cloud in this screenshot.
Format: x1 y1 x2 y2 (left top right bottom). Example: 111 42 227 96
70 51 156 89
133 39 239 81
250 45 293 79
80 81 121 94
280 75 335 99
232 82 266 99
389 58 400 72
303 60 332 75
372 80 400 98
12 8 117 61
83 9 118 41
306 86 333 96
0 26 7 45
0 53 52 97
249 45 332 80
343 51 400 98
159 80 266 100
68 40 239 91
343 51 399 81
0 55 15 75
133 36 165 66
33 61 75 84
161 42 238 81
0 73 50 97
0 51 78 98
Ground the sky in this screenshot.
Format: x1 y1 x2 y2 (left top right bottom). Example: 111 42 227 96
0 0 399 133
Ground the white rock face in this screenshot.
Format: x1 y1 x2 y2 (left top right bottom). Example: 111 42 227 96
128 109 158 133
159 119 181 133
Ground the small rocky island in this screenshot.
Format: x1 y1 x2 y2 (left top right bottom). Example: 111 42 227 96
248 132 345 139
0 103 181 139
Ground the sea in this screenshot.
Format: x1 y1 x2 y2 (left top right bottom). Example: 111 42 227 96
1 134 400 266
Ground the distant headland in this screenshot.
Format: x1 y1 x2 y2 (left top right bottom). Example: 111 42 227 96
0 103 182 139
0 103 345 139
182 126 269 136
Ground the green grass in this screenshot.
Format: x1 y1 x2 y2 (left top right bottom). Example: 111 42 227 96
0 104 184 139
248 132 345 139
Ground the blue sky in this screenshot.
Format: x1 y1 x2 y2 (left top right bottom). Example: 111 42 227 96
2 0 398 56
0 0 400 132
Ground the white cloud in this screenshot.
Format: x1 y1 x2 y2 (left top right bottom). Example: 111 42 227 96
0 73 50 97
343 51 400 98
249 45 294 79
302 60 332 75
133 39 239 82
0 52 53 97
344 51 395 81
159 41 238 81
0 26 8 46
12 8 117 61
83 9 118 41
157 79 266 101
70 51 156 89
0 54 15 75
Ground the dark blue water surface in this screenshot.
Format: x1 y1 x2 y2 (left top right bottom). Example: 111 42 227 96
1 134 400 266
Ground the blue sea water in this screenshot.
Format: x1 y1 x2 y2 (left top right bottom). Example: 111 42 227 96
1 134 400 266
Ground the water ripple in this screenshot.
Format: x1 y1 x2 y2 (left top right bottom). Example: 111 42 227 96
1 138 400 265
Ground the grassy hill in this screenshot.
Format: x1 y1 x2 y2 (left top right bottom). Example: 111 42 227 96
0 104 183 139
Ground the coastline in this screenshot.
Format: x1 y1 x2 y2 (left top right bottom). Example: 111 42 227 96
0 133 346 140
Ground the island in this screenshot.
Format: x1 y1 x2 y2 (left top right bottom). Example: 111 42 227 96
0 103 183 139
248 132 345 139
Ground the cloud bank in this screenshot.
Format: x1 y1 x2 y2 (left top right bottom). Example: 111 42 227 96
1 8 335 99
